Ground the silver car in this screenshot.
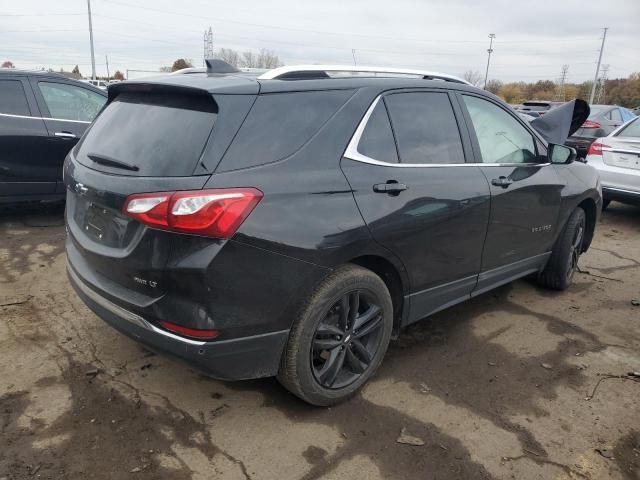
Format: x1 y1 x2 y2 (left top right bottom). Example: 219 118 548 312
586 116 640 208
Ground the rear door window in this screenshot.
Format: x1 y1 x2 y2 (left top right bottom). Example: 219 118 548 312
38 82 106 121
218 90 353 171
76 91 217 176
384 91 465 164
0 79 31 116
357 100 398 163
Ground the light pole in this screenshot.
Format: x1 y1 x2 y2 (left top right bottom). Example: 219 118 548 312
87 0 96 80
483 33 496 89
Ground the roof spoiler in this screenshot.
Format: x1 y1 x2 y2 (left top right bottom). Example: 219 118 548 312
530 99 590 144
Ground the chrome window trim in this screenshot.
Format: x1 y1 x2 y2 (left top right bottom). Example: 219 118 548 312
68 264 207 346
343 95 551 168
0 111 91 124
601 186 640 196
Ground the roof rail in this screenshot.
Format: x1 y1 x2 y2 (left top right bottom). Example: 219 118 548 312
257 65 470 85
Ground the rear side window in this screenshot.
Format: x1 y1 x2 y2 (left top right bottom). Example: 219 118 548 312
0 79 30 116
38 82 106 121
76 91 217 176
384 92 465 164
609 109 622 122
358 100 398 163
218 90 353 171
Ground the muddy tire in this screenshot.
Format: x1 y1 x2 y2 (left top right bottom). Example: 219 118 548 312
538 207 586 291
277 264 393 406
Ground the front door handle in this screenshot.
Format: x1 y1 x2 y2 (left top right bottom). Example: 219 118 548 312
491 176 512 188
373 181 408 194
54 131 77 139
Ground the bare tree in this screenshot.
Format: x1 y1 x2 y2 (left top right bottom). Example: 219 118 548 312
217 48 242 67
171 58 193 72
485 79 503 95
1 60 15 68
462 70 483 87
239 49 282 69
159 66 172 72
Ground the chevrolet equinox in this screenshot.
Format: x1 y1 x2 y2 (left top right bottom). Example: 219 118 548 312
65 61 601 405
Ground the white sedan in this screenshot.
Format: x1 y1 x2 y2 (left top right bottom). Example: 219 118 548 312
586 116 640 209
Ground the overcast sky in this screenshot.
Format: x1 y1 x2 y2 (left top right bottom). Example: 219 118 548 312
2 0 638 82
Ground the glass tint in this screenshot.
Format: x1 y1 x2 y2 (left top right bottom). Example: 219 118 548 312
384 92 464 164
462 95 536 164
358 100 398 163
0 79 30 116
219 90 353 171
76 92 217 176
38 82 106 121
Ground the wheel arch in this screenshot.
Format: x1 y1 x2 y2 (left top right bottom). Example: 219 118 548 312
349 254 407 334
577 197 597 252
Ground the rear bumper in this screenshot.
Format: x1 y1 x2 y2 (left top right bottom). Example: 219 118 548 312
67 264 289 380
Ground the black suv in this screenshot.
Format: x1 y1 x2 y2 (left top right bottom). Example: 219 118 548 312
0 69 106 204
65 63 601 405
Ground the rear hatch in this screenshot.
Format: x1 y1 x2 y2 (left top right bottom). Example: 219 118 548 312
65 84 222 301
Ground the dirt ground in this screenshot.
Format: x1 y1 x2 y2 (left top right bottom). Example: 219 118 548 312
0 201 639 480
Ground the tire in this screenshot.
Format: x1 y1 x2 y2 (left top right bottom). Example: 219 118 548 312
277 264 393 406
538 208 587 291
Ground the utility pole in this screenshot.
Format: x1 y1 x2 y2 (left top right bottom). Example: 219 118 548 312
351 49 357 66
589 27 608 104
555 64 569 101
483 33 496 89
105 55 110 80
595 64 609 104
86 0 96 80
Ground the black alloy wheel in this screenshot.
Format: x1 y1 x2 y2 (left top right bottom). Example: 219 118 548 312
311 290 384 389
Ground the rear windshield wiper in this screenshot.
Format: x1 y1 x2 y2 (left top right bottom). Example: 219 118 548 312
87 153 139 172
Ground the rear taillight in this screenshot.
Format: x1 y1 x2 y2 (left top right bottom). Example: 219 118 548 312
587 142 609 156
123 188 263 238
159 320 219 340
582 120 601 129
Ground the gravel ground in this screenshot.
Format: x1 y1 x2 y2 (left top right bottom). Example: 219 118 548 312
0 201 638 480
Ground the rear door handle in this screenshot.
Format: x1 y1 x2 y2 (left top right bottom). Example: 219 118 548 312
54 131 77 139
491 176 512 188
373 182 408 194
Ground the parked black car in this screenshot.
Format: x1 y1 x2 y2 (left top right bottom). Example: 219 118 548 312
0 69 106 203
566 104 636 158
65 63 601 405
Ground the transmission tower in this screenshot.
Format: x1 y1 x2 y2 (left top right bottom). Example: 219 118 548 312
594 64 609 104
554 64 569 101
203 27 214 66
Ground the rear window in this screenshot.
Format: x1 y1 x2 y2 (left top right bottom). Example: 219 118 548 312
76 91 217 176
217 90 353 172
588 106 607 118
616 117 640 138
